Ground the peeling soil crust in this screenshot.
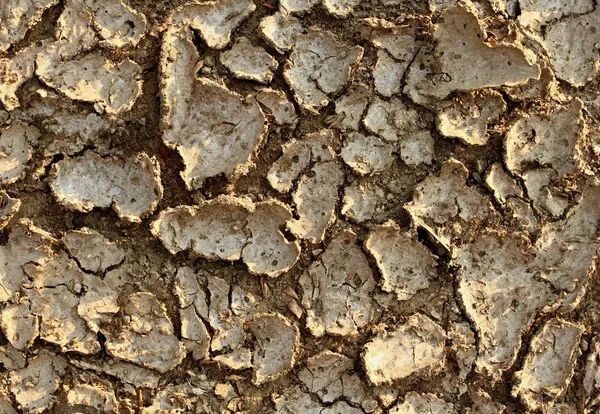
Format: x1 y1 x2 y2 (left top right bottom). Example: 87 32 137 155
1 0 600 413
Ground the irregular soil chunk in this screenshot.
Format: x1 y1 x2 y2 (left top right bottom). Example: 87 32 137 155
284 28 363 112
36 52 142 115
513 319 583 411
485 162 522 204
363 313 445 385
341 132 394 175
104 292 186 373
65 381 119 413
220 37 278 84
279 0 318 15
259 11 303 53
363 97 421 142
542 8 600 86
366 221 437 301
0 191 20 230
251 313 299 384
49 151 163 222
437 91 506 145
256 88 298 125
297 351 354 403
161 26 266 189
333 84 370 131
9 351 66 414
151 196 300 277
299 230 376 337
404 2 540 105
405 158 493 250
83 0 147 49
63 228 124 273
0 0 58 52
0 121 39 184
0 301 38 350
400 130 435 166
323 0 362 18
342 181 386 222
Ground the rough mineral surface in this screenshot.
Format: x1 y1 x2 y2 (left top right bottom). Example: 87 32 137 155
2 0 600 411
363 314 445 385
49 151 163 222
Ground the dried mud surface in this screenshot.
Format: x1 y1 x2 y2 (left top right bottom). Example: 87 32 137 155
1 0 600 413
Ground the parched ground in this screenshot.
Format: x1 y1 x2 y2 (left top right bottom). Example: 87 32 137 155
0 0 600 412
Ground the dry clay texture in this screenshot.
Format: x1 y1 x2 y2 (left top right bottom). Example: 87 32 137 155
2 0 600 412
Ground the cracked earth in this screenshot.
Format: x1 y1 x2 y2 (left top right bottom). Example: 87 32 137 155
1 0 600 412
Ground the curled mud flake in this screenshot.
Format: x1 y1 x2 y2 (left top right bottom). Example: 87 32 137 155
363 97 421 142
288 161 344 243
323 0 362 18
279 0 318 15
541 9 600 86
151 197 250 261
36 52 142 115
65 381 118 413
389 392 457 414
170 0 256 49
0 301 38 350
161 26 266 189
173 266 208 315
180 305 211 361
152 197 299 276
0 219 55 303
457 188 600 380
267 139 312 192
366 221 437 301
404 2 540 105
284 28 363 113
56 0 97 49
405 158 493 250
82 0 146 49
485 162 522 204
342 181 386 222
23 254 101 354
455 235 553 380
221 37 278 84
268 130 335 193
333 84 370 131
362 314 445 385
297 351 354 403
259 11 303 54
251 313 299 384
522 169 568 217
341 132 394 175
49 151 163 222
9 351 66 414
104 292 186 373
513 319 583 411
64 228 124 273
299 230 376 337
0 191 20 230
505 100 585 179
70 359 160 389
437 91 506 145
0 0 58 53
371 28 419 97
242 201 301 277
257 88 298 125
400 130 435 166
0 121 39 184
